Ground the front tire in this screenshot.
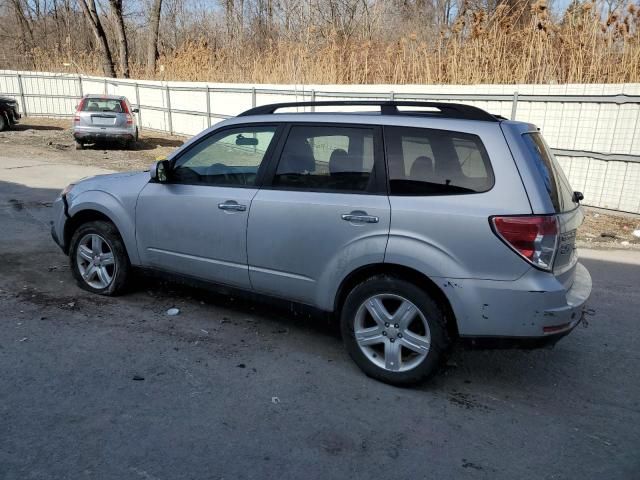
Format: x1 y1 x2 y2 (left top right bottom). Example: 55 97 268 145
341 275 450 386
69 220 130 295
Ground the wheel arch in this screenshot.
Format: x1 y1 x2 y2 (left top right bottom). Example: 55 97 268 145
333 263 459 339
64 207 139 265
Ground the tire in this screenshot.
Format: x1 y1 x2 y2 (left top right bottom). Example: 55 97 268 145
69 220 130 296
75 141 84 150
340 275 450 386
0 113 7 132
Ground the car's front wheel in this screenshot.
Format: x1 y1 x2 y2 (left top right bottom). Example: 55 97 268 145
69 220 130 295
341 275 450 386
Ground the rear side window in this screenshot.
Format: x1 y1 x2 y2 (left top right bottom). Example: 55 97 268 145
273 125 375 192
384 126 494 195
81 98 125 113
522 132 577 212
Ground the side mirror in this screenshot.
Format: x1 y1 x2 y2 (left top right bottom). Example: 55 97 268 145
573 191 584 203
132 107 139 113
150 159 171 183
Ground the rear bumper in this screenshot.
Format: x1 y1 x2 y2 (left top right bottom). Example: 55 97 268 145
443 262 592 343
74 131 135 143
73 125 136 143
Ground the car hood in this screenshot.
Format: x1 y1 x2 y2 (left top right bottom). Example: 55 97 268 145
66 170 150 201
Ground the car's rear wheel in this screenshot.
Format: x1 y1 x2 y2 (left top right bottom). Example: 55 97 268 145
0 113 7 131
341 275 450 386
69 220 130 295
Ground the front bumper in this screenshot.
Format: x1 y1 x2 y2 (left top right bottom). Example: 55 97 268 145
444 262 592 343
50 195 68 253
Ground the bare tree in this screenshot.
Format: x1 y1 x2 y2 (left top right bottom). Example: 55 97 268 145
77 0 116 77
108 0 129 77
146 0 163 74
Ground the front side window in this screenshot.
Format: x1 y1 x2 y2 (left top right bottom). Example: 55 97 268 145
273 125 375 192
172 126 277 186
385 126 494 196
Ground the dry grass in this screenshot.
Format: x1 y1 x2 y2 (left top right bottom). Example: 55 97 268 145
30 1 640 84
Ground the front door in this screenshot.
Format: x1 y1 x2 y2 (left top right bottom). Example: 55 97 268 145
136 124 280 288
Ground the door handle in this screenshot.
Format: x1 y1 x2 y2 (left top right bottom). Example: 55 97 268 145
218 201 247 212
341 212 379 224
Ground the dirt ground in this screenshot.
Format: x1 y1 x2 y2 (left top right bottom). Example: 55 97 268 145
2 117 639 249
0 117 185 172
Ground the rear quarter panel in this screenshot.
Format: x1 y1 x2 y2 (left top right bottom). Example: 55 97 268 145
385 119 533 281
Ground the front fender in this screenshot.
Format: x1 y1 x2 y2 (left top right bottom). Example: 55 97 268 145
67 190 140 265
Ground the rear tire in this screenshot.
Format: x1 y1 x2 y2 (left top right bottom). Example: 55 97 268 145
340 275 450 386
0 113 7 132
69 220 130 296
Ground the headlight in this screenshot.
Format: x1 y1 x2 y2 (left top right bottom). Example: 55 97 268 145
61 183 75 196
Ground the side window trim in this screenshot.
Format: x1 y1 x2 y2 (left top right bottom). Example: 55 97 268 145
168 122 284 188
260 122 387 195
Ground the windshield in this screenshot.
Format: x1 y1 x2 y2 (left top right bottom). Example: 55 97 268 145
522 132 578 213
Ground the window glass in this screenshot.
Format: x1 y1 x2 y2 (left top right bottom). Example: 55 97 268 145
522 132 577 212
172 126 277 186
82 98 125 113
385 126 494 195
274 126 375 192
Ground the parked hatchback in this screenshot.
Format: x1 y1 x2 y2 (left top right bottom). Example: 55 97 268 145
73 94 138 149
52 101 592 385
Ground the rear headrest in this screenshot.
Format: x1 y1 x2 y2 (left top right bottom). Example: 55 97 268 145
410 156 434 181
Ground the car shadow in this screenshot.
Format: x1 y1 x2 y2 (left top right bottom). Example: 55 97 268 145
80 135 184 152
11 124 65 132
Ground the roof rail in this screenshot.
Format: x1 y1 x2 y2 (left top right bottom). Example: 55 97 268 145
237 101 498 122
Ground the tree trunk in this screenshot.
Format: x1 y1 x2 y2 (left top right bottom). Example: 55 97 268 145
109 0 129 78
78 0 116 77
146 0 163 75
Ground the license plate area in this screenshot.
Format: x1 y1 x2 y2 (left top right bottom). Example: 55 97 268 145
92 116 116 126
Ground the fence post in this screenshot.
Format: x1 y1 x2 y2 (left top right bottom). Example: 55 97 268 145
511 91 519 120
134 82 142 132
311 90 316 112
77 75 83 98
103 78 108 94
165 84 173 135
16 73 27 117
205 86 211 128
251 87 256 108
389 91 395 101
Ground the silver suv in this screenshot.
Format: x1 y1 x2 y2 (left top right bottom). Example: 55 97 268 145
51 101 592 385
72 94 139 149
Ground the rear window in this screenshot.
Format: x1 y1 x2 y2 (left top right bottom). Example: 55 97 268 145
384 126 494 196
81 98 126 113
522 132 577 213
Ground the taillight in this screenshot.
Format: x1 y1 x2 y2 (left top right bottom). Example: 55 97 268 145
74 99 85 122
491 215 559 271
121 101 133 124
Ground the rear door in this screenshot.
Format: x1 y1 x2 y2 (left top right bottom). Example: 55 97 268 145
521 132 582 287
136 124 281 288
246 123 390 308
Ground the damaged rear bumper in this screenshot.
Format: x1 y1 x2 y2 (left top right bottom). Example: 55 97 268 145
442 262 592 345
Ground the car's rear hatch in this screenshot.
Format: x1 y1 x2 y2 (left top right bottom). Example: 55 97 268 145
521 131 582 289
77 97 128 129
